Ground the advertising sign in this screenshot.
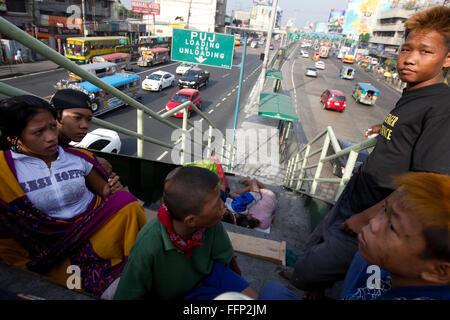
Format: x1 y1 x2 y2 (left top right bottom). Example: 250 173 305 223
131 1 160 15
342 0 392 35
253 0 273 5
171 29 235 69
328 9 345 26
315 22 328 34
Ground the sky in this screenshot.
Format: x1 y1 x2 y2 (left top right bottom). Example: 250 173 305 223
227 0 348 28
120 0 349 29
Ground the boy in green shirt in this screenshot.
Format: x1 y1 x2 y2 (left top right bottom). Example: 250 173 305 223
114 166 258 300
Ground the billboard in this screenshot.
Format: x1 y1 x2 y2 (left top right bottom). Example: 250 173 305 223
253 0 273 5
131 1 160 15
315 22 328 34
342 0 392 36
328 9 345 26
250 5 275 29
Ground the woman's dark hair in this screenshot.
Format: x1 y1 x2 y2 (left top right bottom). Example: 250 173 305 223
0 95 56 150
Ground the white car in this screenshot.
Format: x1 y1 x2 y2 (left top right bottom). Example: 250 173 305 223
305 67 318 77
315 61 325 70
176 62 197 75
71 128 121 154
250 41 258 48
142 71 175 92
302 52 309 58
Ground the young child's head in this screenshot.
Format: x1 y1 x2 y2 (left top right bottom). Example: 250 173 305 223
359 172 450 286
163 166 225 228
398 6 450 89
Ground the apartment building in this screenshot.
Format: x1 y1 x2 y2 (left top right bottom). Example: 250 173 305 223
368 7 415 58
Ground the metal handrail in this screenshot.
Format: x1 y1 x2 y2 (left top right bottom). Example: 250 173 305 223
0 17 236 168
284 126 376 203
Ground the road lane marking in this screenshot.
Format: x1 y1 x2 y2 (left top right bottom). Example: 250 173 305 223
0 68 64 81
208 109 214 114
135 62 179 75
227 92 231 96
156 151 168 161
216 103 221 107
222 98 226 101
222 73 230 78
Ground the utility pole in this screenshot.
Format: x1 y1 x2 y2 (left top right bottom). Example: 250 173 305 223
258 0 279 102
81 0 88 36
186 0 192 29
29 0 37 61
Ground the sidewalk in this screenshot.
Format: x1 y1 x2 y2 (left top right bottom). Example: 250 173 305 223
0 60 61 80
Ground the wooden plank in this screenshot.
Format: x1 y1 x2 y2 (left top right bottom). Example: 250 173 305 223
227 231 286 266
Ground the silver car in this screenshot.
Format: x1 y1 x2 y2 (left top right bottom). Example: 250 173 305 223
305 67 318 77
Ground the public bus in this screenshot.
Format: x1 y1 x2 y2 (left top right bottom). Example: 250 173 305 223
92 53 132 71
319 46 329 58
64 36 131 64
68 72 141 115
343 54 356 64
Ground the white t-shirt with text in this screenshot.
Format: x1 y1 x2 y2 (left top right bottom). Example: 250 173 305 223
11 146 95 219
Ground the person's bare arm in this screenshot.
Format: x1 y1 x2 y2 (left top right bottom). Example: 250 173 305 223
85 168 122 199
96 157 113 177
241 286 259 299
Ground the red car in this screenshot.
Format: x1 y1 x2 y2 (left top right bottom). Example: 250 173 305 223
320 89 347 112
166 88 202 118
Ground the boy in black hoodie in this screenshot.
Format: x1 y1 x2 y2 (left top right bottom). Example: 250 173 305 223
282 6 450 299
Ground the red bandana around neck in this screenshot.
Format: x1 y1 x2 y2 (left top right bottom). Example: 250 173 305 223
157 204 204 258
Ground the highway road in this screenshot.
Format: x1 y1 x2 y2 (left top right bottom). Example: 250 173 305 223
0 44 266 163
1 41 403 166
282 44 402 144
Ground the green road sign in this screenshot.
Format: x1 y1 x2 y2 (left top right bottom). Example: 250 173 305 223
171 28 235 69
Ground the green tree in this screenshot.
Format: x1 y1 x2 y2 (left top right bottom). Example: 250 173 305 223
359 33 370 43
384 58 397 70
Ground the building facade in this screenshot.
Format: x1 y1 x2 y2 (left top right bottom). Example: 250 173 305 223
368 7 415 58
0 1 148 62
143 0 228 36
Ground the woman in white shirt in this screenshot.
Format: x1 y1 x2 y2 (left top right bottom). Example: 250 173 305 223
0 95 146 297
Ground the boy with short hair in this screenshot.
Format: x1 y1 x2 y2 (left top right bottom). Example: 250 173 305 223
341 172 450 300
50 89 112 175
283 6 450 298
114 166 258 300
50 89 94 147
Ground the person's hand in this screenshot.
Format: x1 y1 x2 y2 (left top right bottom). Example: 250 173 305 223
340 213 371 238
102 172 123 198
365 124 382 138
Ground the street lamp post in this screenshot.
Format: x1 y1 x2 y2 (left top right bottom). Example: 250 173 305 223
258 0 279 102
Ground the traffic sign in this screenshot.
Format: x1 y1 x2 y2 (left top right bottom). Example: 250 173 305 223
171 28 235 69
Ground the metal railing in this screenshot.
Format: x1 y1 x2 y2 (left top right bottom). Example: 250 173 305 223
284 126 376 203
0 17 236 168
